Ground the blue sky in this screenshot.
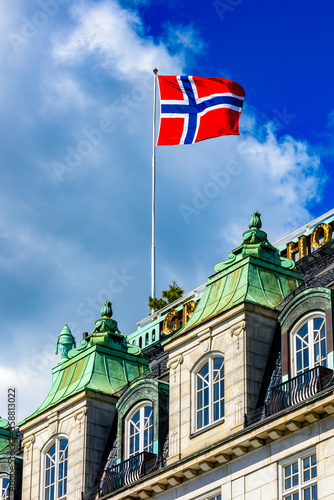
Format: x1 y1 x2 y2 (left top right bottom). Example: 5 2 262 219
0 0 333 420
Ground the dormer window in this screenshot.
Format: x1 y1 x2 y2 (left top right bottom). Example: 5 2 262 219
291 314 326 376
42 437 68 500
127 403 153 458
194 354 225 431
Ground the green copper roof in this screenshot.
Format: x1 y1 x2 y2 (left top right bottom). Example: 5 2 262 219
0 418 17 454
21 302 150 424
164 212 303 342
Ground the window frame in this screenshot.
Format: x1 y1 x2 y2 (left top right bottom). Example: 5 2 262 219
0 475 9 500
194 489 221 500
290 312 327 377
40 435 68 500
279 448 317 500
125 401 154 459
192 353 225 433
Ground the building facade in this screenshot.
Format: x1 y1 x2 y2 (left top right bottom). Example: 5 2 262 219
15 210 334 500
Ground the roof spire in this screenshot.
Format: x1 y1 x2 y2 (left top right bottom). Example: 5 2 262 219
55 325 76 362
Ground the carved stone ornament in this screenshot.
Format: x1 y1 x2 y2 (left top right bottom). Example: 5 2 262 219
74 407 87 433
22 435 35 462
230 321 246 349
197 328 212 353
169 431 178 457
167 354 183 382
47 412 59 436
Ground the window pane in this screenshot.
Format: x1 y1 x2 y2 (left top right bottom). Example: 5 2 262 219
214 382 219 401
312 484 317 500
304 487 311 500
204 387 209 407
214 356 224 370
313 317 324 331
200 362 209 378
303 349 309 370
314 342 320 365
198 391 203 409
197 411 203 429
299 324 308 339
197 376 203 390
214 402 219 421
144 405 152 418
132 410 140 424
204 406 209 426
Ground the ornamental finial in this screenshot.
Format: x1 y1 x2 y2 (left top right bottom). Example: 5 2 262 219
55 325 76 361
248 211 262 230
101 300 113 318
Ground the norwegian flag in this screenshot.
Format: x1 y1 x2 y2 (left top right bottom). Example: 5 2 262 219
157 75 245 146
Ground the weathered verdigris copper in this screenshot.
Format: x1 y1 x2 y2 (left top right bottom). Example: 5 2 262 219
165 213 304 341
21 302 149 423
55 324 76 362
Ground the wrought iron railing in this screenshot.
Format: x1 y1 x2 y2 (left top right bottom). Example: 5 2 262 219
245 366 334 427
97 451 166 497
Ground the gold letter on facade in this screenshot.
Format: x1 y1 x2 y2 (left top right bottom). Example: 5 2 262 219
163 309 180 335
183 300 196 325
286 235 307 261
311 223 333 249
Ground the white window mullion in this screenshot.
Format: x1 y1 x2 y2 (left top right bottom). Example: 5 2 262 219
140 407 144 453
208 359 212 425
55 440 59 499
309 319 315 368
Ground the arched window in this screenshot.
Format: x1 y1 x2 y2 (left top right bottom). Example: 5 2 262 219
291 314 326 376
127 403 153 458
0 475 9 500
195 355 225 430
42 437 68 500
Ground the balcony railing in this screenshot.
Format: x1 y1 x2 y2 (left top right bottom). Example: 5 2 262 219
96 451 165 497
245 365 334 427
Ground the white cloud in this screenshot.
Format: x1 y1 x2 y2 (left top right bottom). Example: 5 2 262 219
41 75 93 112
161 22 206 57
52 0 184 78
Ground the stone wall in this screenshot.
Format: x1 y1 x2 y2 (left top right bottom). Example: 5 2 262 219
20 392 117 500
165 303 278 463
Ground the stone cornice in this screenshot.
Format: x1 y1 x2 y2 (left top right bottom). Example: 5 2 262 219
19 390 118 434
105 390 334 500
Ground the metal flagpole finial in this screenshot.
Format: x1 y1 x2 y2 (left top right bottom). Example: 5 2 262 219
153 68 158 74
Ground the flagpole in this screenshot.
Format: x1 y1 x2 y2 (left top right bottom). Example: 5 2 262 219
151 68 158 303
